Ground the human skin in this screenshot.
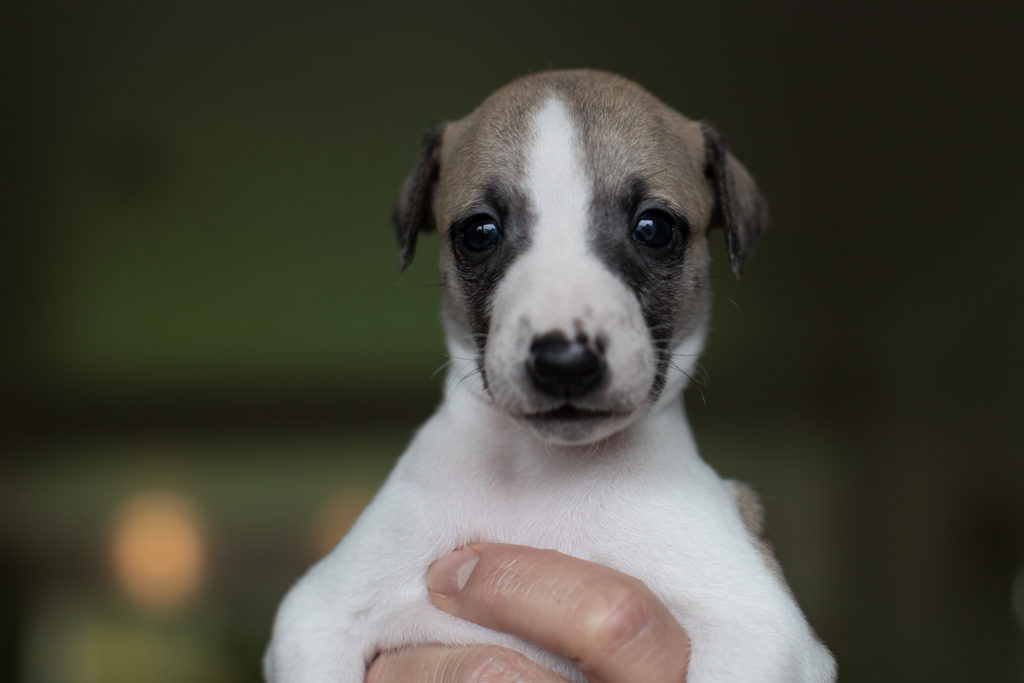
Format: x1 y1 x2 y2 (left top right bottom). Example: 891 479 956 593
366 543 690 682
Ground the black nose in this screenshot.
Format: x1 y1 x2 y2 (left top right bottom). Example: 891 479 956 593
527 332 605 398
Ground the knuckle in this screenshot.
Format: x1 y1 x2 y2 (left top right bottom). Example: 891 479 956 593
583 583 658 658
454 647 535 683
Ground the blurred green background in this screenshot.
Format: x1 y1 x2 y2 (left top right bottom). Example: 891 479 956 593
3 0 1023 681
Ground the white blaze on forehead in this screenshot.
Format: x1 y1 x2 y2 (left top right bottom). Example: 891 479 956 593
499 93 636 332
525 96 591 258
503 94 615 334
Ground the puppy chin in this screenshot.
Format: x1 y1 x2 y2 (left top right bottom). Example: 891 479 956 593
518 408 637 446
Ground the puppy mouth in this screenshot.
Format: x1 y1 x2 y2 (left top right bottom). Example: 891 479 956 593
518 403 634 445
524 405 618 422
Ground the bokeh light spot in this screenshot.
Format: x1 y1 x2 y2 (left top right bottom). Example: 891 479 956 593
111 490 206 612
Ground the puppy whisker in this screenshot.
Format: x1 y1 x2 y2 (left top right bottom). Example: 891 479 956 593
430 358 454 380
687 374 709 406
453 365 483 391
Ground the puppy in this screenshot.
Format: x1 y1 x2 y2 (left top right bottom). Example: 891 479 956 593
264 69 836 682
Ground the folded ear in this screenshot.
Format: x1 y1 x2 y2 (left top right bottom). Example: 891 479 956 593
393 123 447 271
702 123 770 278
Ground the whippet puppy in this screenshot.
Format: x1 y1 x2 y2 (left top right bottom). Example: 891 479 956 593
265 69 835 682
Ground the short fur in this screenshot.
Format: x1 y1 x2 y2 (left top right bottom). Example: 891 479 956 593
265 70 835 682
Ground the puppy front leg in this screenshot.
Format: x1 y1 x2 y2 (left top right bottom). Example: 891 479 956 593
263 502 409 683
263 562 372 683
263 478 445 683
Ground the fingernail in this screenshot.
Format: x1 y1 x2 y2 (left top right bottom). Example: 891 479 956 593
427 549 479 597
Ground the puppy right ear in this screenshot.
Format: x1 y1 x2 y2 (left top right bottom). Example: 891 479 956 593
701 123 770 279
393 123 447 271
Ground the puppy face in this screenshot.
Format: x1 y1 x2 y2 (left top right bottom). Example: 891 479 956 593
395 71 767 445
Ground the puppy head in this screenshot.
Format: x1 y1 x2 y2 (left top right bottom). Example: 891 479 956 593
395 70 767 445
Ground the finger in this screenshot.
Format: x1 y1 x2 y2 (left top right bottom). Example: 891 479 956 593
366 643 567 682
426 544 689 683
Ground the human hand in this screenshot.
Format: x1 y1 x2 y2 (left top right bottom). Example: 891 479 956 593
367 543 689 682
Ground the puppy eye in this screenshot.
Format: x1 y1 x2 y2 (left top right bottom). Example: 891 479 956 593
461 215 503 252
631 210 676 248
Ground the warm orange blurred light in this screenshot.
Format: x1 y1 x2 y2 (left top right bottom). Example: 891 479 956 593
111 490 206 611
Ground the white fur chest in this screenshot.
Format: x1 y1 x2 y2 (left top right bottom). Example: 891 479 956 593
265 393 833 682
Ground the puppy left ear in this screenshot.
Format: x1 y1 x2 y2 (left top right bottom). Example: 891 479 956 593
393 123 447 271
702 124 770 278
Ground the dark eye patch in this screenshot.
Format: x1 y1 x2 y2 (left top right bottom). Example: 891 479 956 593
590 181 696 402
449 182 534 355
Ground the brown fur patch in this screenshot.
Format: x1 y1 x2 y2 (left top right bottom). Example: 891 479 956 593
726 479 787 583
